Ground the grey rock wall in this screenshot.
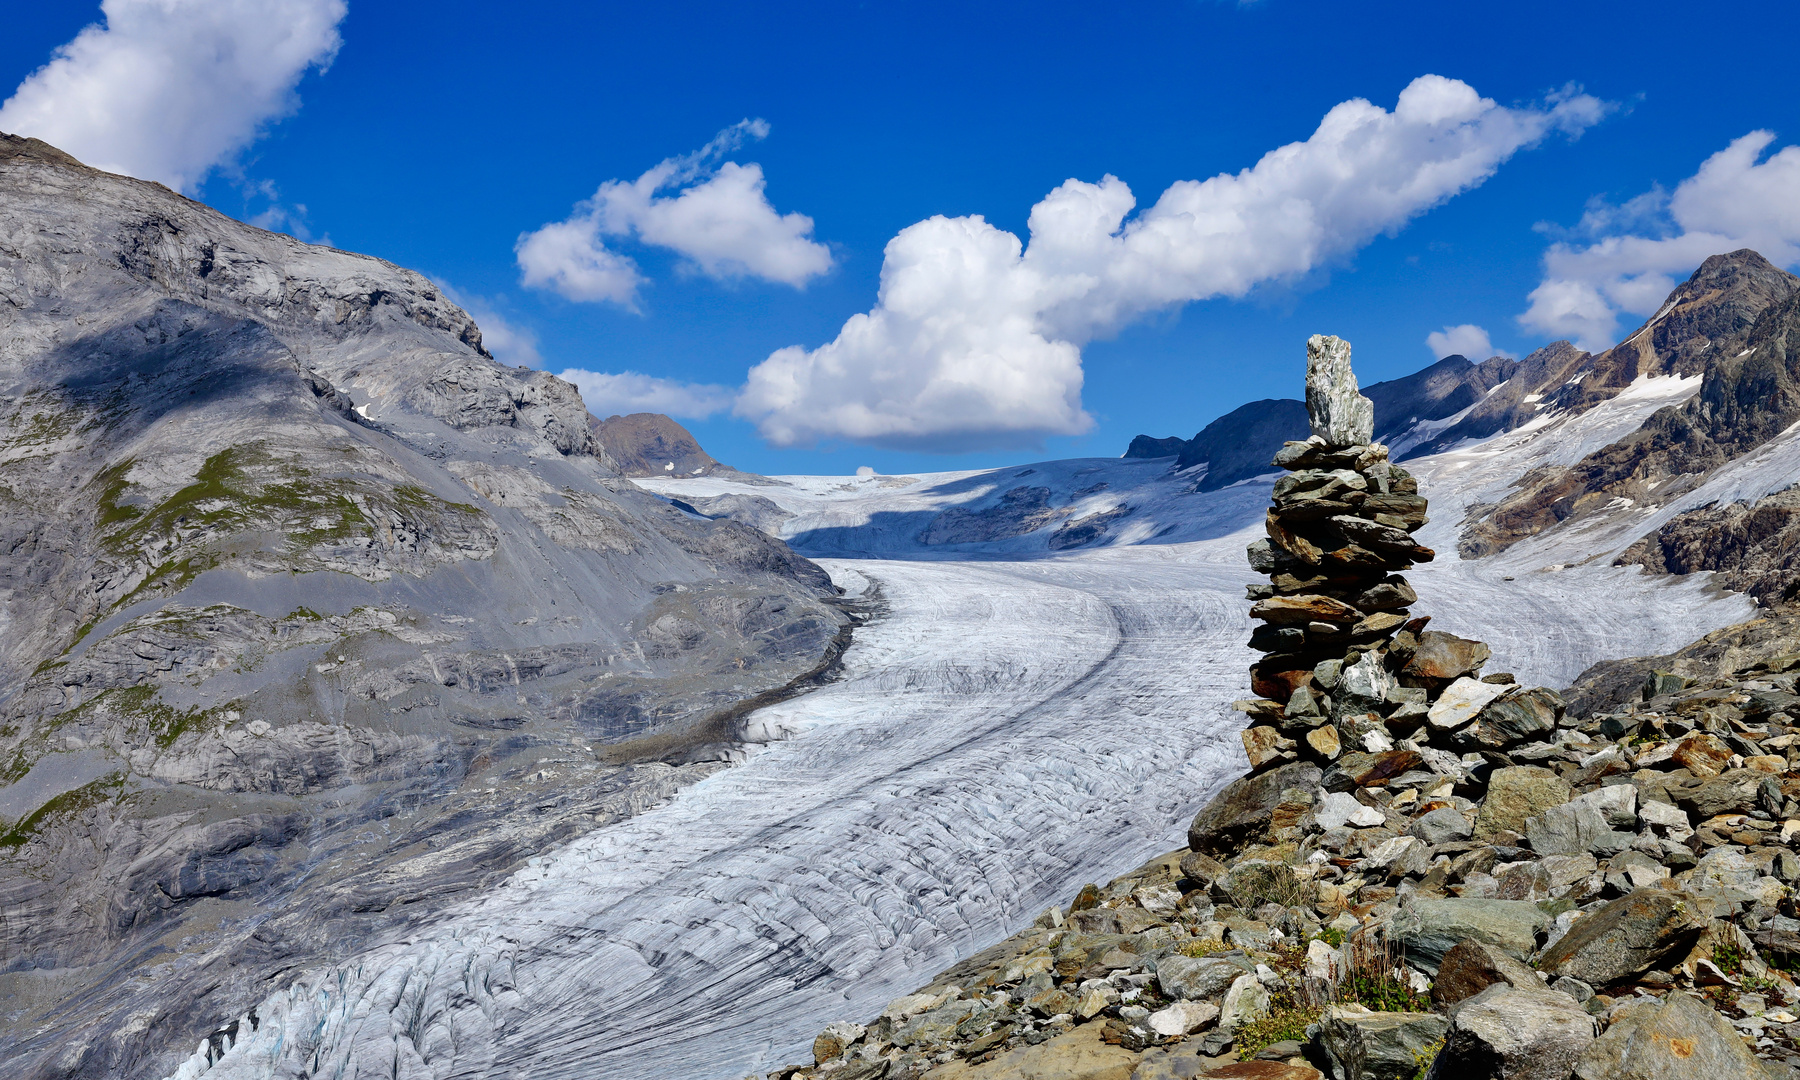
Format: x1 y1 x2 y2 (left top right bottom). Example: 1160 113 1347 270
0 133 847 1080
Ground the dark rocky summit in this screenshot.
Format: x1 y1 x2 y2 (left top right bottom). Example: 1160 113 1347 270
1129 353 1516 491
774 336 1800 1080
1460 250 1800 559
0 133 851 1079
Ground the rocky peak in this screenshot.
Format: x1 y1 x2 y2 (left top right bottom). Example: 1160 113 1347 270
1461 251 1800 560
592 411 727 478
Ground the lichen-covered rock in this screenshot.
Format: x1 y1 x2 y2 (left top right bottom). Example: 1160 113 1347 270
1536 890 1706 987
1425 983 1596 1080
1315 1005 1449 1080
1388 899 1550 975
1572 991 1765 1079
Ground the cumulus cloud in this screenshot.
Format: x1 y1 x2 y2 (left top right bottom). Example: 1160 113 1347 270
736 77 1607 450
1520 131 1800 350
517 120 832 309
0 0 345 193
1426 324 1509 360
557 369 734 420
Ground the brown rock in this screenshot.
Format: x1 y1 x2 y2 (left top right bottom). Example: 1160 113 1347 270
1251 664 1314 703
1670 733 1734 778
1242 727 1299 771
1201 1064 1323 1079
1402 631 1490 681
1431 938 1543 1008
1321 749 1421 791
1305 725 1342 760
1250 594 1361 626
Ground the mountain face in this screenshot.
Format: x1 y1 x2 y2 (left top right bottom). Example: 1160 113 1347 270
1459 251 1800 558
1127 354 1517 490
0 134 847 1080
591 410 734 478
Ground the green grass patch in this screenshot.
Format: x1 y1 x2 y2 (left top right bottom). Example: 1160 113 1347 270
0 773 126 848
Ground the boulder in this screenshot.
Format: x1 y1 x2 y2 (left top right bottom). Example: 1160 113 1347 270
1403 632 1491 681
1431 938 1543 1008
1524 785 1637 858
1157 954 1249 1002
1321 750 1421 792
1674 769 1781 818
1425 983 1596 1080
1189 762 1324 857
926 1020 1140 1080
1427 677 1512 731
1314 1004 1449 1080
1219 973 1272 1034
1315 791 1385 830
1472 767 1570 840
813 1021 867 1063
1409 806 1473 845
1536 890 1705 987
1252 595 1362 626
1305 334 1375 448
1451 688 1562 751
1572 991 1765 1079
1389 899 1550 975
1148 1000 1220 1037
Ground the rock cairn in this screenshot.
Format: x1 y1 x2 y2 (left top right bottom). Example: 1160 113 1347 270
772 336 1800 1080
1239 334 1524 777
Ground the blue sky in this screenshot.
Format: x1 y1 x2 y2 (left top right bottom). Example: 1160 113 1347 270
7 1 1800 475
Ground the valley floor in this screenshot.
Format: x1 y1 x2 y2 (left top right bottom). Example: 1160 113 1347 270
179 526 1751 1080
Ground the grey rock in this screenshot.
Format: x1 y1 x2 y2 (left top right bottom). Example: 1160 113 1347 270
1305 334 1375 448
1572 991 1765 1079
1315 1004 1448 1080
1409 806 1473 845
1388 899 1551 975
1525 785 1637 857
1219 973 1272 1033
1426 983 1596 1080
1537 890 1706 987
1156 954 1248 1002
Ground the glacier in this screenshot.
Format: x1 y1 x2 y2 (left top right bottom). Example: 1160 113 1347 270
165 387 1763 1080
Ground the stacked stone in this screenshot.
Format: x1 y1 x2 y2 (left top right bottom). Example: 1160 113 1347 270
1237 335 1491 773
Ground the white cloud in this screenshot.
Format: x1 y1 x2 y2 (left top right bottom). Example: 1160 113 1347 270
1426 324 1508 360
557 369 734 420
0 0 345 193
738 77 1608 450
1520 131 1800 350
517 120 832 309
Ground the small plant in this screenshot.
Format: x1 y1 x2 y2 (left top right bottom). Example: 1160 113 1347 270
1178 938 1231 958
1337 932 1430 1012
1235 981 1324 1062
1317 927 1346 947
1411 1036 1445 1080
1714 939 1746 978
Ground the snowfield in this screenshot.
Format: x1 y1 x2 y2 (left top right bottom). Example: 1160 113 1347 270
168 391 1764 1080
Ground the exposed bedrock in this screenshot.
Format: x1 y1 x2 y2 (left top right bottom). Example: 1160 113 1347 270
0 132 848 1079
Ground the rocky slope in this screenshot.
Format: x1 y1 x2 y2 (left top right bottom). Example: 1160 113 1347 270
1459 251 1800 558
770 340 1800 1080
0 133 848 1080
